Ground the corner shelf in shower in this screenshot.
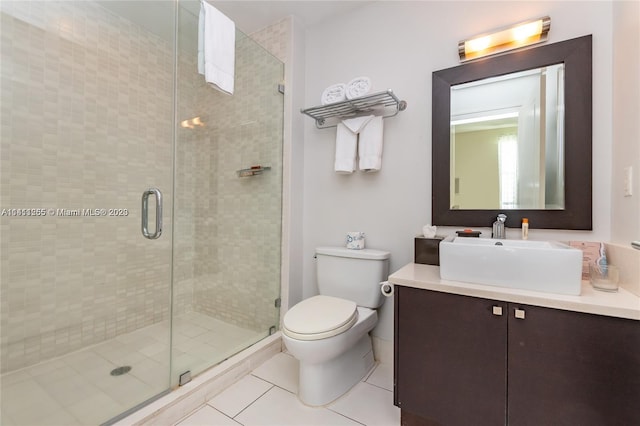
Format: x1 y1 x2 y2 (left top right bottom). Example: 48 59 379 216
237 165 271 177
300 89 407 129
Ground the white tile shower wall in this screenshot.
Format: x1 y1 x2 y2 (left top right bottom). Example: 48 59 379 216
0 1 174 373
181 29 285 332
250 17 290 63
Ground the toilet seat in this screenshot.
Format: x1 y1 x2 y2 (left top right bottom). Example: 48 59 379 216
283 295 358 341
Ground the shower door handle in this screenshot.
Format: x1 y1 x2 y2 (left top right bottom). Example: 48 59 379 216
141 188 163 239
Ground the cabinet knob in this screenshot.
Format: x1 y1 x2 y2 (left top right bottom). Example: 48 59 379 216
492 306 503 316
514 308 526 320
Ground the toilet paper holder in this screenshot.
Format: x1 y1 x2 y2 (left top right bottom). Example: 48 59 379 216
380 281 394 297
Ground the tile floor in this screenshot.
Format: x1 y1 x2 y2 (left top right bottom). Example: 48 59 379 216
173 352 400 426
0 312 265 426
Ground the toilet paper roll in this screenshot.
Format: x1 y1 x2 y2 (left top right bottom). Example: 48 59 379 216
380 281 394 297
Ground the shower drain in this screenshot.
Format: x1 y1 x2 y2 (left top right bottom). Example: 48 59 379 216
110 366 132 376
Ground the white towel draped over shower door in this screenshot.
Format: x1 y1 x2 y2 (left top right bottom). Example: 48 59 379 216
198 0 235 94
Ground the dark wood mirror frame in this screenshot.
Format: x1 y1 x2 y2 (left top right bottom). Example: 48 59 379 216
432 35 592 230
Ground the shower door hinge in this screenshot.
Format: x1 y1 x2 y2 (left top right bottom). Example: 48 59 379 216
277 84 285 94
269 325 276 335
274 297 281 308
179 370 192 386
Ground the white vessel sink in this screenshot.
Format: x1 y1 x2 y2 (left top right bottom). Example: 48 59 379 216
439 237 583 295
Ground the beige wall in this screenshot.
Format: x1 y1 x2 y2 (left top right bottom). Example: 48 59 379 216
453 129 504 209
612 0 640 244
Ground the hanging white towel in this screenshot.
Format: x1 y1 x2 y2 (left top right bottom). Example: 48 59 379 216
334 116 374 174
358 116 384 172
342 115 374 134
198 0 235 95
335 123 358 173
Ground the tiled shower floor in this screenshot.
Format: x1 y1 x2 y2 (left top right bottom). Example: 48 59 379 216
0 312 265 426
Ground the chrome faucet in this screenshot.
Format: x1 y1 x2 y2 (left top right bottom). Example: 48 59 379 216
492 214 507 239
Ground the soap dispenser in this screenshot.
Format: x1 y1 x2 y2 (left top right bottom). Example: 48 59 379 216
492 214 507 239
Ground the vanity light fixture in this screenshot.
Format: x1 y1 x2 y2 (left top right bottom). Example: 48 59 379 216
458 16 551 62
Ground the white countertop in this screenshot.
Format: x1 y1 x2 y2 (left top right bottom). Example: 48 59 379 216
389 263 640 321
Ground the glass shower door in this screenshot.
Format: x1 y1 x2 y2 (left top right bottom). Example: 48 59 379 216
0 1 175 424
171 1 284 385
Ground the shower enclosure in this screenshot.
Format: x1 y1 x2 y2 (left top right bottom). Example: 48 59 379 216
0 1 283 424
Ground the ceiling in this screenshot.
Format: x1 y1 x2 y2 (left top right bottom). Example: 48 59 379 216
211 1 373 34
97 1 372 43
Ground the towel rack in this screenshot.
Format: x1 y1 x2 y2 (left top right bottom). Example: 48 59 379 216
301 89 407 129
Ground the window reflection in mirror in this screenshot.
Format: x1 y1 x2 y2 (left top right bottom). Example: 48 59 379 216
450 64 565 210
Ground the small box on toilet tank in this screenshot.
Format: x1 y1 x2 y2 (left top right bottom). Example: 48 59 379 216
415 236 443 265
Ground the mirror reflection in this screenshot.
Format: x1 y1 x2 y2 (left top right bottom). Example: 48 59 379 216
450 64 565 210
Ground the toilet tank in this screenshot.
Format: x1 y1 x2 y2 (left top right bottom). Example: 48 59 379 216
316 246 390 308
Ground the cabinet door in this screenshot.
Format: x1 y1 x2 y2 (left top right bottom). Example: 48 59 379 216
395 287 508 426
508 303 640 426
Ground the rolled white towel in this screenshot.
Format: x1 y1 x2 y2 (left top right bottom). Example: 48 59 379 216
321 83 346 105
346 76 371 99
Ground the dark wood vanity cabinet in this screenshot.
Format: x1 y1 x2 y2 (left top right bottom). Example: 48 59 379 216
394 287 508 425
507 303 640 426
394 286 640 426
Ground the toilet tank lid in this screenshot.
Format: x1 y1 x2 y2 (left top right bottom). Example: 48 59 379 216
316 246 390 260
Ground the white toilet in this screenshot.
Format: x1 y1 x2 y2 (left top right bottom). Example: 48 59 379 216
282 246 390 406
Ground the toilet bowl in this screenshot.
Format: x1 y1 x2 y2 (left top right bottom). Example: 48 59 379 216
281 247 390 406
282 296 378 406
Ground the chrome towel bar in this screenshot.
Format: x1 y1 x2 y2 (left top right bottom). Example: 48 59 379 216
301 89 407 129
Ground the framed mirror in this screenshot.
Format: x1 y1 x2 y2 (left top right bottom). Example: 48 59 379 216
432 35 592 230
